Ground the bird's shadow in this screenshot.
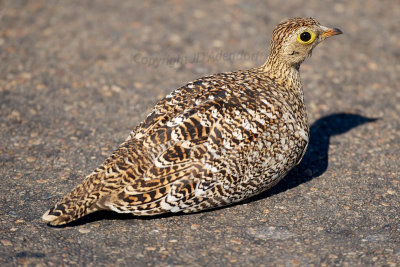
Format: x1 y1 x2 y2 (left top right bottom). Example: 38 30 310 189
51 113 377 227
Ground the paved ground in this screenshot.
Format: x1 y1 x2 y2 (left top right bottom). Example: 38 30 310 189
1 0 399 266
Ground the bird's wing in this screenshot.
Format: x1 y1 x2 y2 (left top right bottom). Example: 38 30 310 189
99 85 275 214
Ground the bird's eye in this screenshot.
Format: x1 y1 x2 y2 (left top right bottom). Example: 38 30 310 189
297 30 316 44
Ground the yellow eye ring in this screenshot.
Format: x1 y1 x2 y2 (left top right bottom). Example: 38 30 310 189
297 30 316 44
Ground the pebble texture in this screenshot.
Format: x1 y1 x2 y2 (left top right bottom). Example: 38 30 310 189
0 0 399 266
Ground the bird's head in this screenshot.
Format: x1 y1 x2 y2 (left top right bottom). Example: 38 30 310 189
268 18 342 69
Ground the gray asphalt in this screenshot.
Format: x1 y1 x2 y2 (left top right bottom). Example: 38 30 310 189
1 0 399 266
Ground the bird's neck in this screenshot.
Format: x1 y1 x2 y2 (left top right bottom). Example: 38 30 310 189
260 56 302 91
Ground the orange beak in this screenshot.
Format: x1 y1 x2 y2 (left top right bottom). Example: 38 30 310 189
321 27 343 39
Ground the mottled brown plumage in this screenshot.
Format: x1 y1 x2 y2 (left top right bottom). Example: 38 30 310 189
42 18 342 225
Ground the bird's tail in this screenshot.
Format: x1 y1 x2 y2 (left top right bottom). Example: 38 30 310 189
42 170 106 226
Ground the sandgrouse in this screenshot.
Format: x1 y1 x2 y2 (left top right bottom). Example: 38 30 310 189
43 18 342 226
